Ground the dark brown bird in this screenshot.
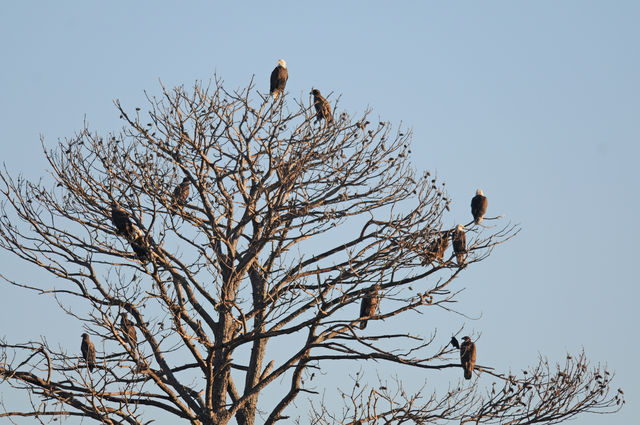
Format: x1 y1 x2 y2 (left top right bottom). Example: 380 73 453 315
426 232 449 262
310 89 332 123
460 336 476 380
81 333 96 372
471 189 488 224
451 224 467 265
121 313 137 347
130 231 151 263
450 336 460 349
359 284 380 329
270 59 288 100
172 177 190 208
111 202 135 239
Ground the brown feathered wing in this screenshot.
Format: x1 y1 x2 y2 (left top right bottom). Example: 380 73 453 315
452 228 466 265
359 284 380 329
460 338 476 380
81 334 96 372
471 195 488 224
270 65 288 100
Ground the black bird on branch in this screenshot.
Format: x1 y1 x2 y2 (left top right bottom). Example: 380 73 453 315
450 336 460 349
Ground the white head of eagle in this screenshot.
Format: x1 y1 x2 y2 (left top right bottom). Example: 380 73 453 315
277 59 287 69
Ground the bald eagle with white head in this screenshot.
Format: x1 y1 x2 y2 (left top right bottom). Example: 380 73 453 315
310 89 332 123
471 189 488 224
270 59 288 100
451 224 466 265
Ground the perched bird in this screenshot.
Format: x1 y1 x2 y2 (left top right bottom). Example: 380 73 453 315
130 231 151 263
426 232 449 262
111 202 135 239
121 313 137 347
270 59 288 100
451 225 467 265
359 284 380 329
81 333 96 372
460 336 476 380
310 89 332 123
172 177 190 208
450 336 460 349
471 189 488 224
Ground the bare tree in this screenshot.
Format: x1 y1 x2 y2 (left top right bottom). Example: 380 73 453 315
0 78 623 424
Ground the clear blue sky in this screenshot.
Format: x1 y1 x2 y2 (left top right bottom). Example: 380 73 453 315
1 2 638 424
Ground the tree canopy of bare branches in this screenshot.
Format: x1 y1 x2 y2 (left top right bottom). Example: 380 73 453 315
0 78 623 424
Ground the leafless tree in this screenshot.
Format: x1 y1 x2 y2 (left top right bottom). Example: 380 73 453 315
0 78 623 424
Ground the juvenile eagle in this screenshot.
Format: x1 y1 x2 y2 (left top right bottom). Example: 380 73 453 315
111 202 135 239
426 232 449 262
81 333 96 372
451 224 466 265
121 313 137 347
270 59 288 100
359 284 380 329
471 189 488 224
172 177 190 208
460 336 476 380
310 89 332 123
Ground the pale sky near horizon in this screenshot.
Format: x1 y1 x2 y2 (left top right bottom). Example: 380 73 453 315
0 2 638 424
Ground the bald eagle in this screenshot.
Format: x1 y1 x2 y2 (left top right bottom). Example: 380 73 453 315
270 59 288 100
471 190 488 224
81 333 96 372
172 177 190 208
310 89 332 122
460 336 476 380
121 314 137 347
111 202 135 239
359 284 380 329
451 225 466 265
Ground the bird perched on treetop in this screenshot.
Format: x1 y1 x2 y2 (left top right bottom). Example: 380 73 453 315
471 190 488 224
460 336 476 380
80 333 96 372
270 59 288 101
310 89 332 123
